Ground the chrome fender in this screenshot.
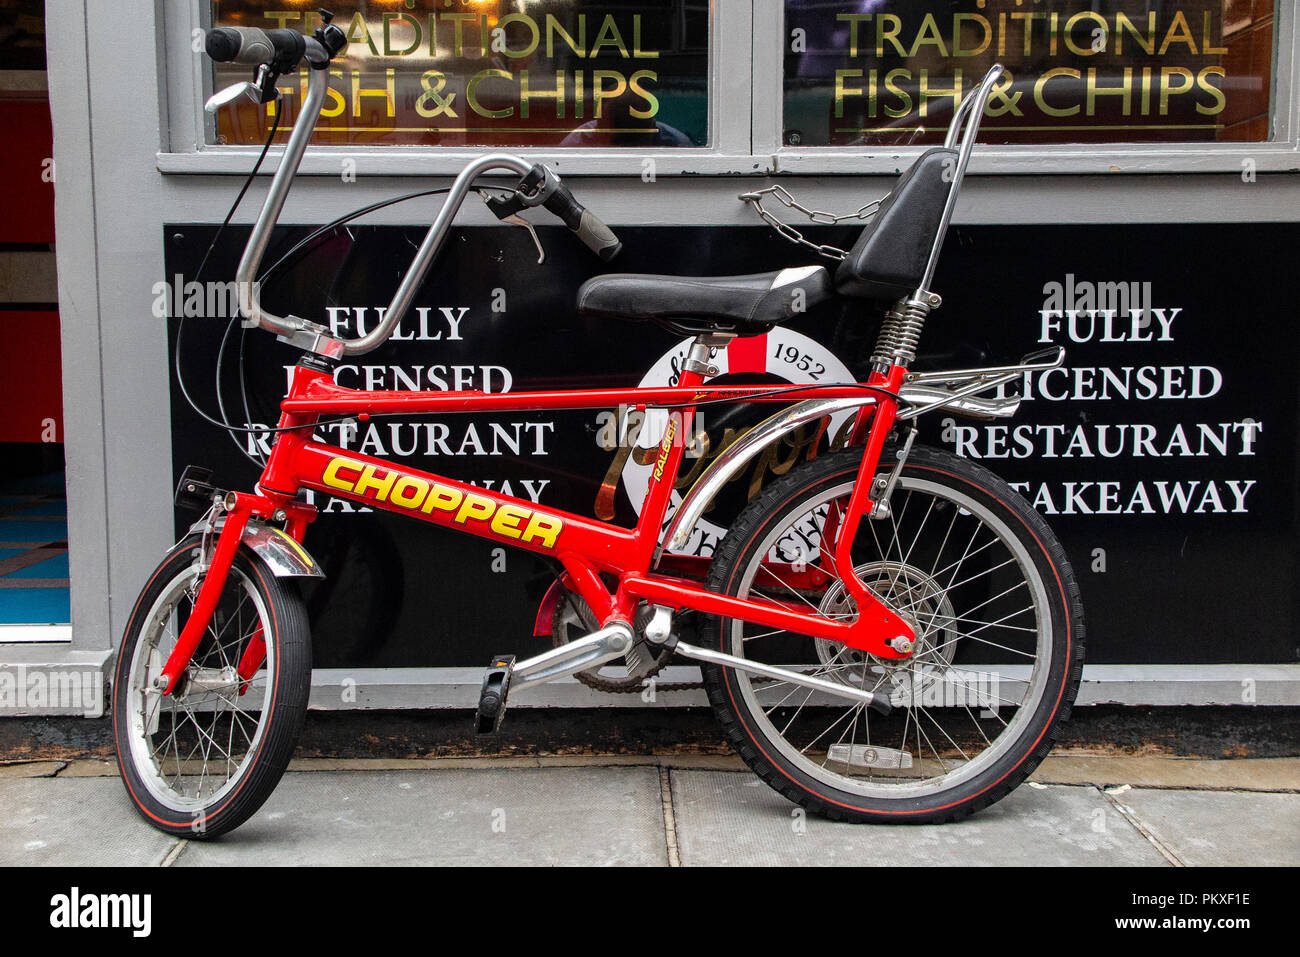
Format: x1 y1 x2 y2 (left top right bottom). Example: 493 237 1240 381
659 396 875 555
185 518 325 579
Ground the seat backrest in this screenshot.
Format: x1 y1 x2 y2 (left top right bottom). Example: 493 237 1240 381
834 147 958 301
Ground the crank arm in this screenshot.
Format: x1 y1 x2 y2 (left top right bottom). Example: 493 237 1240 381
510 621 633 689
672 639 892 715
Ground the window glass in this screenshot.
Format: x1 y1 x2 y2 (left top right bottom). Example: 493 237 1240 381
210 1 709 147
783 1 1276 147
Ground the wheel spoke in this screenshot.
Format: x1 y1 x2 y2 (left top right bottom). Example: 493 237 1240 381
721 462 1064 805
122 561 281 815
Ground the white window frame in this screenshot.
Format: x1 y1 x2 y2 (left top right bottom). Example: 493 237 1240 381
754 2 1300 175
158 0 752 176
159 1 1300 176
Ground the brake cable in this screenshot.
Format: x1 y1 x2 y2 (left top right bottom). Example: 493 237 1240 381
179 131 901 459
221 185 524 463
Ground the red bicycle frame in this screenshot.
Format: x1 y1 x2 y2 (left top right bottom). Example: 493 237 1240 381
156 353 914 693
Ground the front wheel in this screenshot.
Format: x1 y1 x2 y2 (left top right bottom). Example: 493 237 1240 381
701 445 1085 824
112 534 312 838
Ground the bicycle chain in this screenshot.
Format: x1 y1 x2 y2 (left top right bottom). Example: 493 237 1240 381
739 185 880 261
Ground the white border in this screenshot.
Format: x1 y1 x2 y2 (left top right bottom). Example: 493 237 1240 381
0 626 72 644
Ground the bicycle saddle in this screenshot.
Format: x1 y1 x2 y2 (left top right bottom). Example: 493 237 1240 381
577 265 832 336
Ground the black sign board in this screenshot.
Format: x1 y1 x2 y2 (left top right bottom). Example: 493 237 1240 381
165 221 1299 668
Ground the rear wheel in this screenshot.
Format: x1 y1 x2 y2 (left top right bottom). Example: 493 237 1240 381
701 445 1084 824
112 535 311 838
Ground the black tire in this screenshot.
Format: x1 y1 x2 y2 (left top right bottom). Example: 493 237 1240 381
701 444 1085 824
112 534 312 838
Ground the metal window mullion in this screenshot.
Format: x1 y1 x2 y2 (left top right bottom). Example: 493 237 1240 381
749 0 783 165
711 0 754 157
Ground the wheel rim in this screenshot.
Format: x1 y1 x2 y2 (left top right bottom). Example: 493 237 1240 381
726 475 1054 801
124 562 275 814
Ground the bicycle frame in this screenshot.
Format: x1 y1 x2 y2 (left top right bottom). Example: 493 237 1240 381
156 57 1013 696
157 355 913 695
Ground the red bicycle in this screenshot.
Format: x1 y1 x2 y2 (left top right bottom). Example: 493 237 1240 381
113 21 1084 837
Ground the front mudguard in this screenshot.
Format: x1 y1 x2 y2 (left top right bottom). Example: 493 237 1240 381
185 518 324 579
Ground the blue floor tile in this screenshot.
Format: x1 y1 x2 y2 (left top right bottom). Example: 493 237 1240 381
0 588 70 624
0 521 67 543
0 473 66 495
11 502 67 518
7 553 69 579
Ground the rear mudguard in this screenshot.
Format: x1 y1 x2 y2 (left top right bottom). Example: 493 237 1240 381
533 395 875 637
659 396 875 555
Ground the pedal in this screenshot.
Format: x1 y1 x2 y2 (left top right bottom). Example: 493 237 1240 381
476 655 515 735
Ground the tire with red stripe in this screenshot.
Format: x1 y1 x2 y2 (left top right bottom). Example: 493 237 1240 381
112 535 311 838
701 445 1085 824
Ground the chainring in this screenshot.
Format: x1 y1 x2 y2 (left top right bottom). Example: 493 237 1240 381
550 592 676 693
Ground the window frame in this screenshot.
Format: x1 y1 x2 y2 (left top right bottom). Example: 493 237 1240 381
159 1 1300 176
159 0 752 175
754 1 1300 175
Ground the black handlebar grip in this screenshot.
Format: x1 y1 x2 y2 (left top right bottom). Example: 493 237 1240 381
543 181 622 261
204 27 305 70
573 210 622 262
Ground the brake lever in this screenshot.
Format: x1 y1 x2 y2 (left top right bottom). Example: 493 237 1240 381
504 214 546 265
478 189 545 264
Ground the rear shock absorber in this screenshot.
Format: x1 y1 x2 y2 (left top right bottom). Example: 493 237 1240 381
871 295 937 371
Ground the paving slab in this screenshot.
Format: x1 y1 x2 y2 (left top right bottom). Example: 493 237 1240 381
1034 755 1300 791
670 771 1169 866
0 777 178 866
0 761 65 779
58 759 118 778
174 767 668 866
1114 788 1300 867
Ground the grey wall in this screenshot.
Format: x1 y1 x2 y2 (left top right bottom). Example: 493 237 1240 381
25 0 1300 708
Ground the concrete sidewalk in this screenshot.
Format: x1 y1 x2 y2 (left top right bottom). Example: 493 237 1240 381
2 755 1297 866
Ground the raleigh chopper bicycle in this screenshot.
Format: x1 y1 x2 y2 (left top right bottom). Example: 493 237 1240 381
113 18 1085 837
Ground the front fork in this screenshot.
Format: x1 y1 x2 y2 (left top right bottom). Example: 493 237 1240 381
156 495 252 695
156 490 316 696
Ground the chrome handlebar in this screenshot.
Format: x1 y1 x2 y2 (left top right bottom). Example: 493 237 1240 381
224 49 1003 358
916 64 1005 297
226 58 533 358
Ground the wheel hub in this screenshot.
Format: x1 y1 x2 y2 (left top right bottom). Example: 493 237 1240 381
814 561 958 687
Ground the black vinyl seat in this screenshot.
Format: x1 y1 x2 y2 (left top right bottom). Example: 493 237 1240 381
834 147 958 301
577 147 956 334
577 265 832 336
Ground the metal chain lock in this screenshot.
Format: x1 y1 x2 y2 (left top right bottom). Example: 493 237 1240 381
739 185 881 261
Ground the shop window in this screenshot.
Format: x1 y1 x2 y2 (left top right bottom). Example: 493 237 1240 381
782 0 1277 147
210 0 710 148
